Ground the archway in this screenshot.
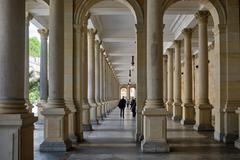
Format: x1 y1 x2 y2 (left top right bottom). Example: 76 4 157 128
73 0 145 147
120 87 127 98
162 0 228 142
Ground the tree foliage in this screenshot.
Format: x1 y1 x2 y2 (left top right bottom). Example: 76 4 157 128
29 37 40 57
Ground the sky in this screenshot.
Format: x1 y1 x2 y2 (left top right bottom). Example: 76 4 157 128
29 22 40 40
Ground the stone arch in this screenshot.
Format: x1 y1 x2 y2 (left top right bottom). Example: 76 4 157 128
162 0 228 141
161 0 226 25
74 0 144 25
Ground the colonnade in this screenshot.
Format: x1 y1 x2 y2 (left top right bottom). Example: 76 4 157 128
0 0 119 158
0 0 240 159
37 1 120 151
164 11 214 131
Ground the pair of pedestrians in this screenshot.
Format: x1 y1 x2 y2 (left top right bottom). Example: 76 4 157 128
118 97 136 118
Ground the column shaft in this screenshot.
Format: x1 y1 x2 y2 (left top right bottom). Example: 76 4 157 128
181 28 195 125
40 0 71 151
99 49 104 118
163 55 168 103
194 11 213 131
166 48 174 115
39 29 49 102
172 41 182 121
95 40 102 120
88 29 98 124
0 1 36 159
141 0 169 153
82 18 92 131
37 29 49 122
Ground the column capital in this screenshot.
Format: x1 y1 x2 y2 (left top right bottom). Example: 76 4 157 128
182 28 193 37
163 54 168 60
88 28 97 36
173 40 181 47
26 12 33 23
167 48 174 55
195 11 210 24
38 29 49 39
95 40 102 46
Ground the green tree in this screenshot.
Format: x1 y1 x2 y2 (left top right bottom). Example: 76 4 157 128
29 37 40 57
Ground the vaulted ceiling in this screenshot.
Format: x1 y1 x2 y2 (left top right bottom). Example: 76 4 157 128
26 0 214 85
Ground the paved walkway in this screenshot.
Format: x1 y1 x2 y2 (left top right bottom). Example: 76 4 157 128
35 107 240 160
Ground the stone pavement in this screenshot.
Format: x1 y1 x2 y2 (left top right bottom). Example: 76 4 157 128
34 107 240 160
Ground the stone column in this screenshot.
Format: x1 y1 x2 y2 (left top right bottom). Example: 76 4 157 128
95 40 102 121
100 48 105 118
25 13 33 112
102 53 106 117
106 61 110 113
163 55 168 103
172 40 182 121
235 108 240 149
181 28 195 125
37 28 49 121
0 1 37 159
166 48 174 115
194 11 213 131
141 0 169 153
88 28 98 124
81 16 92 131
135 24 146 142
73 24 83 141
40 0 71 151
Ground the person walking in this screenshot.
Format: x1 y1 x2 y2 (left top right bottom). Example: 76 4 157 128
118 96 126 118
130 98 136 118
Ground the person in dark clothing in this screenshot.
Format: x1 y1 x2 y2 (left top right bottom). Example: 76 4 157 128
118 96 126 118
130 98 136 118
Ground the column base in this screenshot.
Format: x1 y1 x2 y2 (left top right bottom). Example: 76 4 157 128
223 133 238 143
141 140 170 153
194 103 213 131
83 124 92 131
166 101 173 116
40 107 72 152
40 139 72 152
135 133 144 143
234 139 240 149
68 110 77 144
0 113 37 160
223 107 239 143
172 102 182 121
141 107 169 153
172 115 182 121
69 134 77 144
76 132 84 142
193 124 214 131
103 113 107 118
214 131 224 142
181 102 195 125
181 119 195 125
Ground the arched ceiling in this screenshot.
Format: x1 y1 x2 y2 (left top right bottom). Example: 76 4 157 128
26 0 215 85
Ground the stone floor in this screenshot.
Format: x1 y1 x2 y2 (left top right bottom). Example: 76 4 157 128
35 107 240 160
